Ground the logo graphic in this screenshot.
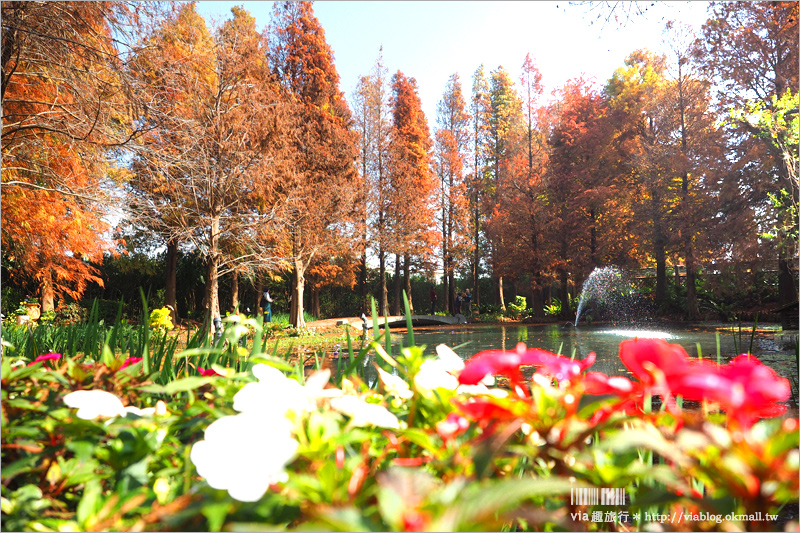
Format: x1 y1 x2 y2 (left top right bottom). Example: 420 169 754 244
570 487 627 506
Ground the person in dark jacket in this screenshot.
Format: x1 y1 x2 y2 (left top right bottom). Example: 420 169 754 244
430 285 437 315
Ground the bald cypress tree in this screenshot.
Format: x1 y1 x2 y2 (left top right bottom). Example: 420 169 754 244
268 1 358 328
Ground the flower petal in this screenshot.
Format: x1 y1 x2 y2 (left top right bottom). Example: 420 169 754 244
64 390 126 419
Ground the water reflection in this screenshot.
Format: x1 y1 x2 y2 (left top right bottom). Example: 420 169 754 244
390 324 798 383
601 329 674 339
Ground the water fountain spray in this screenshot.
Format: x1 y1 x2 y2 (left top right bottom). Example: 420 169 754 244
574 266 643 326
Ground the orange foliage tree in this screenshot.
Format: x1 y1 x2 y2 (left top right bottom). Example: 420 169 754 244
267 1 359 328
1 1 152 310
435 73 472 313
128 4 290 323
387 71 438 314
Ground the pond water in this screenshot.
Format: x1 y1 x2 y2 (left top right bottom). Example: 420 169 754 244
380 324 799 401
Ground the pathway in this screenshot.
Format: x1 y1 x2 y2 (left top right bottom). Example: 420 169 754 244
306 314 467 331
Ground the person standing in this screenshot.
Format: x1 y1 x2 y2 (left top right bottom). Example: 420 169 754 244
455 292 463 315
429 285 437 315
261 291 273 323
464 289 472 315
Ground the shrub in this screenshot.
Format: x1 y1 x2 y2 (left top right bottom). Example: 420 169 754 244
54 302 87 325
544 297 562 317
149 307 174 331
507 295 527 319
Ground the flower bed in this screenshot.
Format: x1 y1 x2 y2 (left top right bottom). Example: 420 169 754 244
1 317 797 532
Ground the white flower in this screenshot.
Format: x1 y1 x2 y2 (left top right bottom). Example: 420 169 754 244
329 395 399 429
414 359 459 394
435 344 465 373
123 406 157 417
234 365 338 418
63 390 157 420
64 390 125 419
190 411 298 502
376 366 413 399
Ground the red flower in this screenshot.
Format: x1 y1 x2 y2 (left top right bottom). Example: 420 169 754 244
453 398 520 423
535 351 596 383
673 354 790 429
588 398 641 426
583 372 636 396
619 338 690 388
27 353 61 367
458 343 595 389
119 357 143 369
197 367 220 377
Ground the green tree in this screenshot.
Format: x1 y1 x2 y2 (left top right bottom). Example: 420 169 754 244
435 73 472 313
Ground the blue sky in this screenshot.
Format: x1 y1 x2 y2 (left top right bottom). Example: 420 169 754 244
195 1 712 133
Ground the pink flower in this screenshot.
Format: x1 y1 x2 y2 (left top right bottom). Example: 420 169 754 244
673 354 791 429
583 372 636 396
197 367 220 377
619 338 690 389
436 412 470 441
27 353 61 367
453 397 521 425
535 351 596 383
119 357 143 369
458 343 595 390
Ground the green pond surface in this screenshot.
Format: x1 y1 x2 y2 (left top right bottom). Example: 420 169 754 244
371 324 800 403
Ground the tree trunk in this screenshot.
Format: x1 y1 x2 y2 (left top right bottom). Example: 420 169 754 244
290 258 306 329
473 190 481 308
449 271 455 315
531 276 544 320
498 275 506 312
310 286 321 318
778 253 797 306
231 270 239 313
589 207 598 268
203 217 221 325
403 253 413 314
559 269 571 321
359 251 368 314
40 269 55 312
684 238 699 320
204 254 220 326
165 238 178 323
392 254 401 315
654 233 667 308
653 191 667 308
255 275 263 317
379 249 388 317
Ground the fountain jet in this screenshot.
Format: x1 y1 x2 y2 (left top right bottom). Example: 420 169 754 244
575 266 645 326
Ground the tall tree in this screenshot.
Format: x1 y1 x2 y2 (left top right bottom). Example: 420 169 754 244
468 65 492 308
352 75 373 314
696 1 799 307
519 53 546 316
1 1 155 310
487 66 524 310
606 49 674 308
353 49 393 316
387 71 438 314
545 78 614 319
267 0 358 328
435 73 472 313
129 4 288 324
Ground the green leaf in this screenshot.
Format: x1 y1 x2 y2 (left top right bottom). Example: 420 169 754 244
201 500 233 532
76 478 103 527
162 377 214 395
1 456 41 485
